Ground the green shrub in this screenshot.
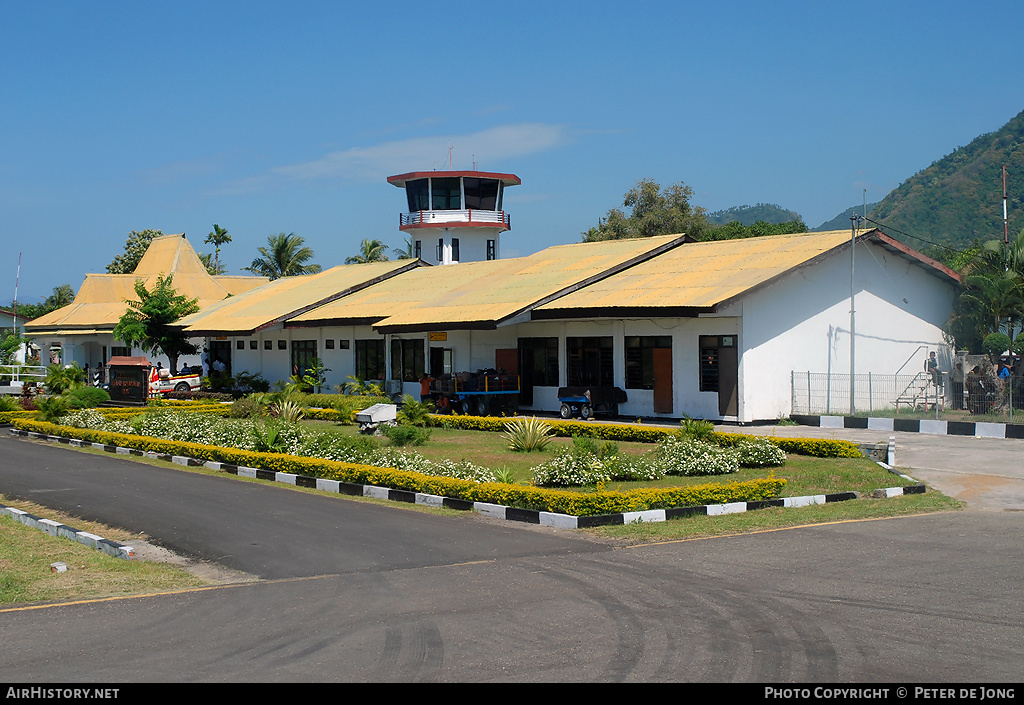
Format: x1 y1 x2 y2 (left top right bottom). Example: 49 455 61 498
65 386 110 410
44 364 85 395
679 414 716 441
502 417 554 452
983 332 1012 360
36 396 69 423
229 397 264 419
382 424 431 447
397 394 433 426
0 395 19 412
268 400 304 422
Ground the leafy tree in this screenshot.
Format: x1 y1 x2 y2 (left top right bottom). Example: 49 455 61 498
112 274 201 373
0 330 22 364
583 179 711 242
703 219 808 242
204 224 232 272
106 229 164 274
346 238 390 265
244 233 322 280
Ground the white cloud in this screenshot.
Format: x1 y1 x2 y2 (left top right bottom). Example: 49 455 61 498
273 123 568 182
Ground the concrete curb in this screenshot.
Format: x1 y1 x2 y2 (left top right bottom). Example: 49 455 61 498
0 503 136 560
10 428 926 529
792 414 1024 439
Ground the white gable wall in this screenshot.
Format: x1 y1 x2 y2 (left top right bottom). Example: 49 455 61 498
739 240 957 421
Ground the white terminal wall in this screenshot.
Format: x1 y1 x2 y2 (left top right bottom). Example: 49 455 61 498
739 239 956 421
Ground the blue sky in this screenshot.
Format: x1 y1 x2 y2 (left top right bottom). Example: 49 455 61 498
3 0 1023 304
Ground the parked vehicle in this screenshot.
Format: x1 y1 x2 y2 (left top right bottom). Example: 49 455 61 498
433 370 519 416
557 386 627 419
148 365 202 396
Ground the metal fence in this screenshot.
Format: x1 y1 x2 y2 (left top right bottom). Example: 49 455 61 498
791 370 1024 421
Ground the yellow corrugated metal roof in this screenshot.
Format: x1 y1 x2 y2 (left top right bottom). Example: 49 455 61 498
26 235 268 334
534 230 855 312
290 259 512 325
179 260 418 334
372 235 686 330
213 275 273 296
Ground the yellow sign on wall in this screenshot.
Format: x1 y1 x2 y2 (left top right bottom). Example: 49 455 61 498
429 332 447 341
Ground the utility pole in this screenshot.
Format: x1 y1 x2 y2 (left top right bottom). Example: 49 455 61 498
849 216 860 415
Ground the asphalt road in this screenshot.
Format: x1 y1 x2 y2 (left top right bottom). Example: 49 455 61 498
1 431 1022 682
714 423 1024 512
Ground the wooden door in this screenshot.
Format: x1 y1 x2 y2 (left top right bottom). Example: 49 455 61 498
653 347 673 413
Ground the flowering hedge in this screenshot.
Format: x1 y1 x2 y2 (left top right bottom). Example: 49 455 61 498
428 414 863 458
10 417 786 516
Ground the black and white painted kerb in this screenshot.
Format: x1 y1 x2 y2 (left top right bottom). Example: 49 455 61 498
792 414 1024 439
0 503 136 560
9 428 926 531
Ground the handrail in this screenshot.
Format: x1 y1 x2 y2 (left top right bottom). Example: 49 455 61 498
400 209 510 227
894 345 928 376
1 364 47 382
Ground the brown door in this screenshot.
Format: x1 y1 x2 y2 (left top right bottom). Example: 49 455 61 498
718 344 738 416
653 347 673 413
495 349 518 374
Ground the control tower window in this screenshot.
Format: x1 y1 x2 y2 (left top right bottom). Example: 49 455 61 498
406 179 429 212
464 178 499 210
431 178 461 210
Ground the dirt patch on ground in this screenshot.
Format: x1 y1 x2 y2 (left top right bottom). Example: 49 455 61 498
129 539 258 584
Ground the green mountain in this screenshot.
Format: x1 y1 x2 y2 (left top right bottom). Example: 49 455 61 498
870 109 1024 248
707 203 803 226
812 202 881 232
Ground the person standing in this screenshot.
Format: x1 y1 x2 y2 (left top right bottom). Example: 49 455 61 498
926 351 942 389
950 363 965 410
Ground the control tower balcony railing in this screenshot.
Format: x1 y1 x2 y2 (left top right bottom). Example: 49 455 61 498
399 209 511 231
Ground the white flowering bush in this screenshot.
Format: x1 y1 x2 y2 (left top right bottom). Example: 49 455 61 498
736 438 786 468
655 437 739 476
602 454 666 482
533 450 612 487
61 409 107 429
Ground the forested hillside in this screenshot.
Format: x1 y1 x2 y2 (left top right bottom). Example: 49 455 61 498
870 109 1024 248
708 203 802 226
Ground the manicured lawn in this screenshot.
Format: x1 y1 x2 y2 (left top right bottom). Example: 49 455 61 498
301 420 921 496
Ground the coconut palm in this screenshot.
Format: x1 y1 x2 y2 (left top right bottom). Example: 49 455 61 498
244 233 322 280
204 224 232 271
392 236 415 260
345 239 390 265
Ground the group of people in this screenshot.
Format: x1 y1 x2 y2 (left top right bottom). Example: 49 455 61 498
943 353 1020 414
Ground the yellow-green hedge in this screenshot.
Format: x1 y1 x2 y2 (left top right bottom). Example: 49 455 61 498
10 418 786 516
427 414 863 457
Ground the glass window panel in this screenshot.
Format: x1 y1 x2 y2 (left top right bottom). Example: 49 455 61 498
406 179 429 212
431 177 461 210
464 178 498 210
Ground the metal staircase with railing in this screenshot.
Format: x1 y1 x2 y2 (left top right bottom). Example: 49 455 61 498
894 372 937 411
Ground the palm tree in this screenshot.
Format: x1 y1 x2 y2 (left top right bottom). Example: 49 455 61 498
204 224 232 271
244 233 322 280
199 252 227 275
44 284 76 311
392 236 414 260
345 239 390 265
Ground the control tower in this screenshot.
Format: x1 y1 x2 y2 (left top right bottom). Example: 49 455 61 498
387 170 521 265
